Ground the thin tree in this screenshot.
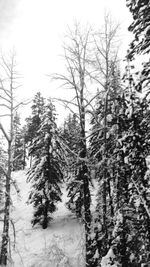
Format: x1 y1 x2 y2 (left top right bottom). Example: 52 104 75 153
89 14 121 262
0 52 21 265
53 23 93 266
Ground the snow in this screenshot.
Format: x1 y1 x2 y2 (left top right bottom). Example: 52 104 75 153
101 248 120 267
0 170 85 267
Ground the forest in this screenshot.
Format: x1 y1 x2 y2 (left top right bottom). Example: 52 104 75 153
0 1 150 266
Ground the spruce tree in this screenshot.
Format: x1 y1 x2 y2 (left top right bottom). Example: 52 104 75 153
89 63 123 265
25 92 45 146
61 113 83 218
25 92 45 167
13 112 25 170
27 100 63 229
127 0 150 93
112 65 150 266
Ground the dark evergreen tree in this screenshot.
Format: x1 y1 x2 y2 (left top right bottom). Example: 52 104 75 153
89 63 123 265
25 92 45 167
127 0 150 93
27 100 63 229
25 92 45 146
61 113 84 218
13 112 25 170
112 65 150 266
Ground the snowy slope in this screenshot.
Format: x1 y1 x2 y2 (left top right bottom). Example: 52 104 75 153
3 170 85 267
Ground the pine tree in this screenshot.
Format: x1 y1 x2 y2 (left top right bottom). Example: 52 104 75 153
61 113 84 218
112 64 150 266
127 0 150 93
89 63 123 265
27 100 63 229
25 92 45 167
13 112 25 170
25 92 45 145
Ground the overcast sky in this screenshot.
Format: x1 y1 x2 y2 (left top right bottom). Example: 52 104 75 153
0 0 132 124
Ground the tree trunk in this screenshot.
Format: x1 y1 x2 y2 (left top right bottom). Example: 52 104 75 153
80 106 92 266
0 140 11 265
42 202 48 229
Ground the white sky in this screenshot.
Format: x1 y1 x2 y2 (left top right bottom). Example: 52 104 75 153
0 0 132 125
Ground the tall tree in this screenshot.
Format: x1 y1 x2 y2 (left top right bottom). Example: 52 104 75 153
0 52 21 265
27 99 63 229
90 63 123 266
53 23 93 266
89 14 121 265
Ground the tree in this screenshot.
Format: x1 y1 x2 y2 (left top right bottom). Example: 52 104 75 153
61 113 83 218
89 14 121 265
25 92 45 166
27 99 63 229
127 0 150 93
13 112 26 170
0 138 7 211
108 63 150 266
53 23 93 266
90 63 123 266
0 52 21 265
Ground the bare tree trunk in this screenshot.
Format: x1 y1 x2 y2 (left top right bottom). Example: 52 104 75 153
80 108 92 266
0 52 20 265
53 24 93 266
0 140 11 265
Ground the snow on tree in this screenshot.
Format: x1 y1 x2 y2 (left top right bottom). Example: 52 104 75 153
60 113 84 218
25 92 46 167
110 62 150 266
89 63 123 266
127 0 150 93
27 99 63 229
0 52 23 265
53 23 93 267
13 112 26 170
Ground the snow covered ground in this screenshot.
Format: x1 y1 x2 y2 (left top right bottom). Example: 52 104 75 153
0 170 86 267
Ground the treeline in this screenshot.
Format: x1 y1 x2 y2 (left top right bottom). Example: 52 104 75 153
0 1 150 266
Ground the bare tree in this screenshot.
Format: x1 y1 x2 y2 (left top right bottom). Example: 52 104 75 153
0 52 21 265
53 23 94 266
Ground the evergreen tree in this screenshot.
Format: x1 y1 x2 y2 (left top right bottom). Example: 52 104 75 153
61 113 83 218
25 92 45 146
25 92 45 167
89 63 123 265
13 112 25 170
112 65 150 266
127 0 150 93
27 100 63 229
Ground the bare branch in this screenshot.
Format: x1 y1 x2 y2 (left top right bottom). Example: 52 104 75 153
0 122 10 142
0 114 11 117
0 95 11 104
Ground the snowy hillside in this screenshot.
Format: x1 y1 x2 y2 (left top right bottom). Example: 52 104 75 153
2 170 85 267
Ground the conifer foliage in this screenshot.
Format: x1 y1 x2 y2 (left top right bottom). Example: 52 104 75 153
27 98 63 229
61 114 83 218
13 112 26 170
25 92 45 147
